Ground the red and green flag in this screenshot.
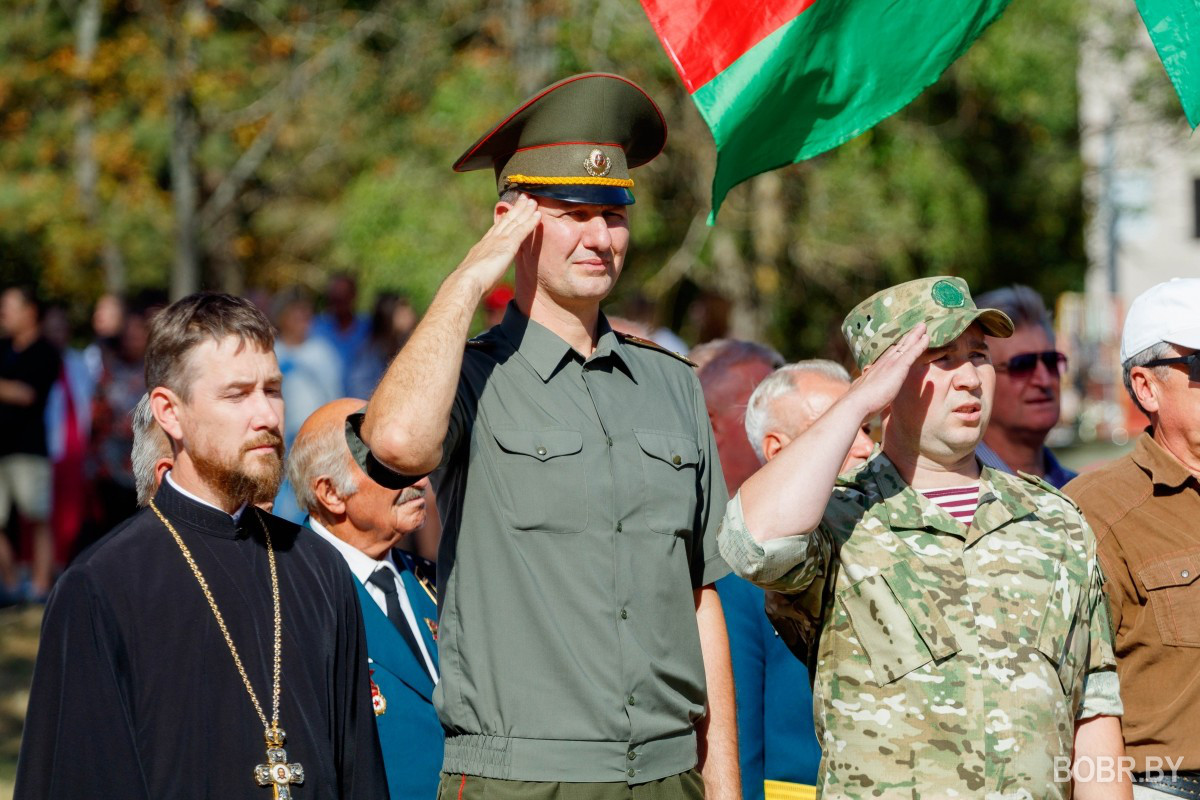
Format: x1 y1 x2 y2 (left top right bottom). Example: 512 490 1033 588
1134 0 1200 127
640 0 1014 221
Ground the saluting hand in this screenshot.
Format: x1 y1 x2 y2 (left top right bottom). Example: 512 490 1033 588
846 323 930 419
454 193 541 296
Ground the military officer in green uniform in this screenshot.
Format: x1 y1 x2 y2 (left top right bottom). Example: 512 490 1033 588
350 73 738 800
718 277 1129 799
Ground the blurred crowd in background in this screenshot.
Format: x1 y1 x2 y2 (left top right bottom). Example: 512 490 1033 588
0 275 412 602
0 273 752 603
0 267 1105 610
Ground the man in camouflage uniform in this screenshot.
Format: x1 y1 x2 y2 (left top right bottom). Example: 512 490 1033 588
718 276 1128 799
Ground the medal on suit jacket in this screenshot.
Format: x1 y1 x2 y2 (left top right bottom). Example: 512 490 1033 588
397 551 438 641
369 663 387 716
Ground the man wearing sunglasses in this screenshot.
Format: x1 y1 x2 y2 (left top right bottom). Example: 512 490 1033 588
974 285 1076 488
719 276 1126 798
1065 278 1200 799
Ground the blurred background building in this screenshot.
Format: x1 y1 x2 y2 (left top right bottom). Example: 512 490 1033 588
1060 0 1200 447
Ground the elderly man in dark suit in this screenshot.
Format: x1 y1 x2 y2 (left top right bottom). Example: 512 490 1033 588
289 397 442 800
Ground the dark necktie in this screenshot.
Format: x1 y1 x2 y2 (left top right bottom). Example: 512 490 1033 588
367 566 431 679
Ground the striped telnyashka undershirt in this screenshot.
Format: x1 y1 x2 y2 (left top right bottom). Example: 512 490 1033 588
919 484 980 523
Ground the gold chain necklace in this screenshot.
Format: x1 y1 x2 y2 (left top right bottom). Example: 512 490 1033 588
149 499 305 799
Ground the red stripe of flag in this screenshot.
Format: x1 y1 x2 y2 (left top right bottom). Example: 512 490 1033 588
639 0 817 92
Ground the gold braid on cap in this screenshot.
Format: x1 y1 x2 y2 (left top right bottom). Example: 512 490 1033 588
504 174 634 188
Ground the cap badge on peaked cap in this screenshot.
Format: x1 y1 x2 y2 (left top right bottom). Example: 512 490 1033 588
452 72 667 206
931 279 966 309
584 149 612 178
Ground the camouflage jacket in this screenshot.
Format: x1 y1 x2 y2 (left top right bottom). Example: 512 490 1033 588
718 452 1119 799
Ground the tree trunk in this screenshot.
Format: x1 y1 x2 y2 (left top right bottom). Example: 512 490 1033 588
507 0 555 94
712 230 760 341
743 171 785 336
74 0 126 294
211 213 244 296
707 174 785 343
168 0 204 300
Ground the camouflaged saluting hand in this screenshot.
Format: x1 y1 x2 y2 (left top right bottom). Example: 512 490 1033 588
719 276 1126 799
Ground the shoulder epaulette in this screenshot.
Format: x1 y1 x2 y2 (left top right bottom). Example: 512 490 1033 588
615 331 696 367
417 555 437 577
1016 469 1081 512
411 555 437 588
396 549 438 598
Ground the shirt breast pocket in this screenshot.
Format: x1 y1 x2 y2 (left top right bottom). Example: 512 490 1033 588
1138 550 1200 647
838 561 959 684
633 429 700 536
490 427 587 533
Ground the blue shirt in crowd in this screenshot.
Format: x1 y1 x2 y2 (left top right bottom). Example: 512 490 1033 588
717 573 821 800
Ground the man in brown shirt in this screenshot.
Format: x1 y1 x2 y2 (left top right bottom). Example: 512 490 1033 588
1066 277 1200 798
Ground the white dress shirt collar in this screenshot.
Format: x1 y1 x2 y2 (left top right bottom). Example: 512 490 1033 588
306 517 400 583
306 517 438 680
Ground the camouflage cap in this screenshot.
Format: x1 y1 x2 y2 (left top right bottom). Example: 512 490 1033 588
842 276 1014 369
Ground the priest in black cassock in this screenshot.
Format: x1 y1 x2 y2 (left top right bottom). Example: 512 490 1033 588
15 292 388 800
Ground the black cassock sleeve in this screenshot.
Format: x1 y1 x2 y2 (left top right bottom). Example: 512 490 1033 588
14 567 151 800
333 565 388 797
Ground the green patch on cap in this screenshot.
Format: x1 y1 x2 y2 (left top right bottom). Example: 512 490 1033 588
931 279 966 309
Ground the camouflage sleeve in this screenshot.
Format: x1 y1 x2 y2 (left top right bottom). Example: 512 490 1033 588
1096 533 1133 641
716 491 831 593
1078 670 1122 719
1087 556 1118 671
1078 557 1122 719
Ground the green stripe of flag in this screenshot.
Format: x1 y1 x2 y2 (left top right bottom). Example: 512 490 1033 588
1134 0 1200 127
691 0 1013 221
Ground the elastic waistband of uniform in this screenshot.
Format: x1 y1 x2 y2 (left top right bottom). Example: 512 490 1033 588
441 731 697 784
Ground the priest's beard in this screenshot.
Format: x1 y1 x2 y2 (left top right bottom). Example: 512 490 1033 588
190 432 284 510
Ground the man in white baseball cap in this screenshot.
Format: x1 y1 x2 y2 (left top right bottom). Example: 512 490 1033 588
1065 277 1200 798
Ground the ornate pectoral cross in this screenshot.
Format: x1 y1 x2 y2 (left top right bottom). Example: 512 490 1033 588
254 727 304 799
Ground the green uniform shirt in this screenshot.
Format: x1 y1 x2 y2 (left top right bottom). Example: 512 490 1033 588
353 307 730 784
718 452 1119 799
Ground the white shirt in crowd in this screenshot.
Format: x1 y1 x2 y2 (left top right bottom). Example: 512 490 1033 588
306 517 439 681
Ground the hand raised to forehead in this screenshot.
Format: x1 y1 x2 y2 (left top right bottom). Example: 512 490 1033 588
848 323 930 419
454 194 541 295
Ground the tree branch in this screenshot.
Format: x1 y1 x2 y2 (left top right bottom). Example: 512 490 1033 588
197 10 396 231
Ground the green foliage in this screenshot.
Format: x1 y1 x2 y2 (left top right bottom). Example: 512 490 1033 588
759 0 1090 359
0 0 1102 357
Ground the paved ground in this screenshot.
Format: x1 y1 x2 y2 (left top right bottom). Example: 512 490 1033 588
0 605 41 799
